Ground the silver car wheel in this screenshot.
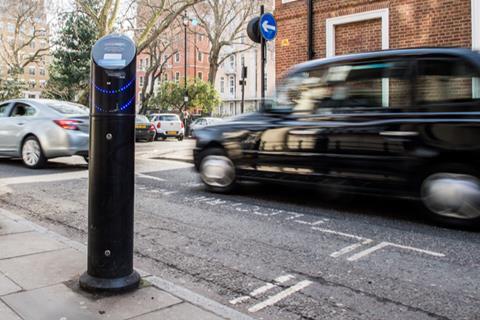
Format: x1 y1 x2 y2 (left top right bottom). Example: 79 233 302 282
421 173 480 220
200 155 235 188
22 139 41 166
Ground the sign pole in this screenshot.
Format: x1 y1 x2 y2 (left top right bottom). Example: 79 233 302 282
260 5 265 107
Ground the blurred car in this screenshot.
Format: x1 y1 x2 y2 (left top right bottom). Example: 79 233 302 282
0 99 89 168
193 48 480 229
150 113 184 141
189 117 223 137
135 115 156 142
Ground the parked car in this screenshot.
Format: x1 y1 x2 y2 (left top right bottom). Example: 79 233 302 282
149 113 184 141
135 115 156 142
0 99 89 168
189 117 223 137
193 48 480 229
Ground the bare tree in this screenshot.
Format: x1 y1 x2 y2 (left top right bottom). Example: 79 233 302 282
0 0 51 85
138 33 177 114
75 0 200 51
192 0 258 84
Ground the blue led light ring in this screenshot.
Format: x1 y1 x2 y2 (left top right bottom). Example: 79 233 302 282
95 96 135 113
94 77 135 94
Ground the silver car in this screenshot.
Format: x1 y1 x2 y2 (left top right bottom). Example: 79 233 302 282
0 99 89 168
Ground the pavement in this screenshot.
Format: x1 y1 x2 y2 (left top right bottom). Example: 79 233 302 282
0 208 253 320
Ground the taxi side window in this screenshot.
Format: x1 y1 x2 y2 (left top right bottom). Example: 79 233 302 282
416 58 480 105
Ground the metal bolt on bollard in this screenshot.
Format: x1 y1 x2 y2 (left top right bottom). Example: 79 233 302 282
79 34 140 293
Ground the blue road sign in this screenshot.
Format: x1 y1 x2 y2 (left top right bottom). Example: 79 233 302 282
259 13 277 41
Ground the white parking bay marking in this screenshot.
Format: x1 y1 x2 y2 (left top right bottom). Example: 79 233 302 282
229 274 295 305
136 173 166 182
330 239 373 258
347 241 445 262
248 280 313 313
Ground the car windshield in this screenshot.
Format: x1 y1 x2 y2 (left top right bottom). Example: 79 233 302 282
47 102 89 115
136 115 150 123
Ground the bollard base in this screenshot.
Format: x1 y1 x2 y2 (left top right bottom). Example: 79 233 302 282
79 270 141 293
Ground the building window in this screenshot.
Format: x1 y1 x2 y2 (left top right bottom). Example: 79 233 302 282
220 77 225 93
175 52 180 63
197 51 203 62
164 54 168 63
139 59 143 70
139 76 144 87
198 72 203 80
229 75 235 95
229 55 235 69
145 58 149 68
28 79 36 88
29 41 35 49
240 33 245 44
163 73 168 81
28 66 35 75
241 55 245 67
39 68 45 76
230 102 234 114
39 80 46 88
175 72 180 83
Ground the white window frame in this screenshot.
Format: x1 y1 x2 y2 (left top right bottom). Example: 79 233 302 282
325 8 389 58
472 0 480 98
326 9 390 106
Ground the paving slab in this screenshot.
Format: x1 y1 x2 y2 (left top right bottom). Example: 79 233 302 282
0 300 21 320
0 248 85 290
131 302 225 320
0 274 21 296
3 283 99 320
0 218 32 236
3 283 182 320
0 232 66 259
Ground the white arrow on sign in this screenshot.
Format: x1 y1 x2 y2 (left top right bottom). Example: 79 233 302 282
262 21 276 33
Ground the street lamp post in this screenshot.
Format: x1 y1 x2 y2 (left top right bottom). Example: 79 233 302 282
183 14 189 113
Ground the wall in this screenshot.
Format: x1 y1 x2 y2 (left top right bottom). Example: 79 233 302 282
275 0 472 79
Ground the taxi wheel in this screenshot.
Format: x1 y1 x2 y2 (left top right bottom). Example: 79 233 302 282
420 164 480 230
199 148 236 193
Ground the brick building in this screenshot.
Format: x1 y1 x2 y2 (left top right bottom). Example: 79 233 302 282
0 0 50 99
275 0 480 79
135 11 210 112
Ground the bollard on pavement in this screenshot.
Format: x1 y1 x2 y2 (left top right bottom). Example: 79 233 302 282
79 34 140 293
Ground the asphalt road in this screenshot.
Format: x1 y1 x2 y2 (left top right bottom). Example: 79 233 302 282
0 140 479 320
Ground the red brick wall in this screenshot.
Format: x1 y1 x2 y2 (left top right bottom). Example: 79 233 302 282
275 0 472 79
335 19 382 55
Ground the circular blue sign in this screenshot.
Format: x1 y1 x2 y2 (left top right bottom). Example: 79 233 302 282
259 13 277 41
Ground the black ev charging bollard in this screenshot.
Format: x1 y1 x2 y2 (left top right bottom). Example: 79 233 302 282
79 34 140 292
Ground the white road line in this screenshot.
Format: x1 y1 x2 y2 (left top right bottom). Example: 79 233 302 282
136 173 166 182
387 242 445 257
0 171 88 185
229 296 251 305
347 241 445 262
229 275 295 305
330 239 373 258
311 226 366 241
247 280 313 313
347 242 389 261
